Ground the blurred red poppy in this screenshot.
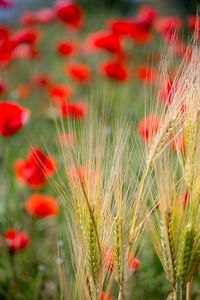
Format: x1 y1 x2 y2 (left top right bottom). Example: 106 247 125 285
25 193 59 218
55 0 84 29
160 79 175 106
0 79 8 95
172 133 186 154
0 102 30 137
127 252 141 272
31 73 51 89
136 66 157 85
56 40 77 57
100 291 113 300
16 83 30 100
87 30 122 54
103 247 114 273
100 60 129 81
181 192 190 209
20 11 37 26
108 18 136 36
0 0 12 8
11 28 41 46
108 17 152 44
154 16 183 36
61 102 87 119
0 26 10 41
138 115 160 143
35 8 56 24
5 229 30 254
66 63 91 83
0 39 15 66
49 84 73 104
137 5 158 28
14 148 57 189
12 44 39 60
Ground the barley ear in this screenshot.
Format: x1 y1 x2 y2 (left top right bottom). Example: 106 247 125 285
114 215 124 289
86 213 100 285
177 224 195 286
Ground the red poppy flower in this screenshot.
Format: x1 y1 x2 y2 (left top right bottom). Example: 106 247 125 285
154 16 183 35
56 40 77 57
0 38 15 65
61 102 87 119
20 11 37 26
35 8 56 24
136 66 157 85
0 79 8 95
127 252 141 272
108 18 136 36
25 193 59 218
14 148 57 189
49 84 73 104
66 63 91 83
16 83 30 100
0 26 10 41
160 79 175 107
11 28 40 47
138 115 160 143
5 229 30 254
181 192 190 209
100 60 129 81
31 73 51 89
0 0 12 8
188 16 200 32
12 44 39 60
137 5 158 28
55 0 84 29
130 26 152 45
108 17 152 44
100 291 113 300
102 247 114 273
0 102 30 137
87 30 122 54
172 133 186 154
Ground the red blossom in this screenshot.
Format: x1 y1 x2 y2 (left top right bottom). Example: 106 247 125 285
61 102 87 119
35 8 56 24
14 148 57 189
87 30 122 54
20 11 37 26
0 102 30 137
100 60 129 81
5 229 30 254
127 252 141 272
31 73 51 89
0 0 12 8
0 79 8 95
11 28 41 46
172 133 186 154
138 115 160 143
100 291 113 300
137 5 158 28
25 193 59 218
66 63 91 83
56 40 77 57
49 84 73 104
136 66 157 85
55 0 84 29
